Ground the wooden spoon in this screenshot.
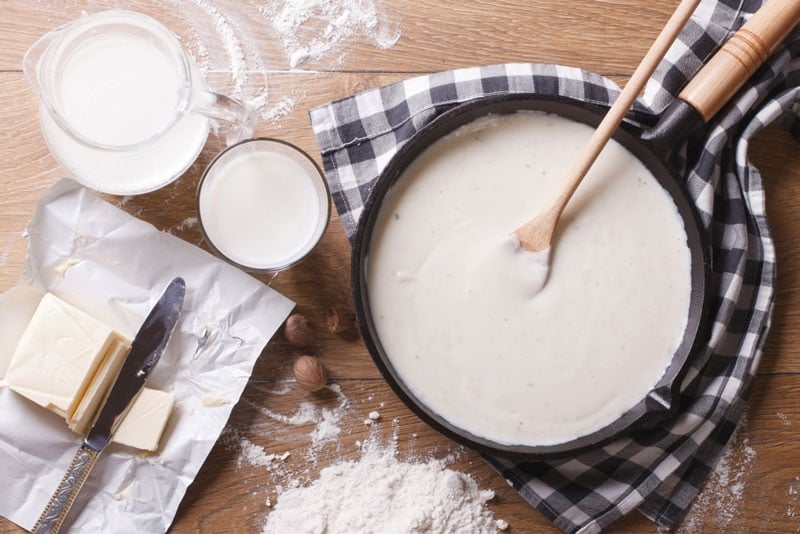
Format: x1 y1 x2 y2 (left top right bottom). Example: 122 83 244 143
513 0 701 254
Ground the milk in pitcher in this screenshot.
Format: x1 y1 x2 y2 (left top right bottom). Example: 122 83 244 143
40 33 209 195
25 11 255 195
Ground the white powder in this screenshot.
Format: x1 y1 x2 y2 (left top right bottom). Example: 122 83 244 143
788 476 800 518
223 392 511 534
224 383 503 531
237 436 291 468
259 0 401 68
246 383 349 453
678 413 757 533
190 0 247 96
0 245 11 269
170 217 199 234
145 1 400 125
263 95 297 123
261 437 500 534
167 2 273 120
239 437 278 468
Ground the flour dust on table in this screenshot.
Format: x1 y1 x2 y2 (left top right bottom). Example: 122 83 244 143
261 432 503 534
222 382 508 533
258 0 402 68
676 413 757 533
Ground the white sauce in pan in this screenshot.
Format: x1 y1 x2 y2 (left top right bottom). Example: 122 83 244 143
367 112 692 446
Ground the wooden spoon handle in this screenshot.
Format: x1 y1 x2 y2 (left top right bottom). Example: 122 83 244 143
679 0 800 121
515 0 700 252
556 0 701 205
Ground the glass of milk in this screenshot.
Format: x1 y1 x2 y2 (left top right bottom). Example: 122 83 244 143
197 138 331 272
23 10 256 196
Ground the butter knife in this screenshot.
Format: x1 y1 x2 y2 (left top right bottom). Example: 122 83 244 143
31 277 186 534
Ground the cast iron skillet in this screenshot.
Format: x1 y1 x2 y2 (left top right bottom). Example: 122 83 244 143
351 1 800 459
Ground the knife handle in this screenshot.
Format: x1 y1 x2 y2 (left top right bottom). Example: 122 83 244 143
31 444 100 534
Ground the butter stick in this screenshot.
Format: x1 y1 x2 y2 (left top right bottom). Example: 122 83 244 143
68 337 130 435
6 293 126 418
113 388 175 451
6 292 174 451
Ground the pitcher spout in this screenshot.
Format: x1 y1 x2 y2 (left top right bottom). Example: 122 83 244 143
22 24 65 98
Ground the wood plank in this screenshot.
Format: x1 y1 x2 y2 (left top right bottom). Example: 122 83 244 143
1 1 686 75
751 123 800 377
3 372 795 533
2 1 800 531
155 374 800 533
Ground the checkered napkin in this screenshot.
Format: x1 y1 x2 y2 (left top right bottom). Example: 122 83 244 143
309 1 800 531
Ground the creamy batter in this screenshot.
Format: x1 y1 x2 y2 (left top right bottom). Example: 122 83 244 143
367 112 692 446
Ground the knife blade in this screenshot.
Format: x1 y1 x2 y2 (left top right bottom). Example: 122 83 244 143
31 277 186 534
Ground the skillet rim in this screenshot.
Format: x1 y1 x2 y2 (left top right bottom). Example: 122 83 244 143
351 93 712 460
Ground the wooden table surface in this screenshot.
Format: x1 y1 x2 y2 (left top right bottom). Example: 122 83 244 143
2 1 800 532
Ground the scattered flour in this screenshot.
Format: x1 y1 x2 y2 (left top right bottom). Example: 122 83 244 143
1 247 12 269
776 412 791 426
246 383 349 454
166 1 273 120
258 0 402 68
223 382 500 532
237 435 291 469
189 0 247 96
170 217 198 234
677 413 757 533
788 476 800 519
263 95 297 123
261 435 499 534
169 1 401 122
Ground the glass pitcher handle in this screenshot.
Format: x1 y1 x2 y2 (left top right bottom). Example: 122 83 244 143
191 91 257 145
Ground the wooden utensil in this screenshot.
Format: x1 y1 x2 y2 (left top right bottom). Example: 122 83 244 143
351 0 800 461
513 0 700 253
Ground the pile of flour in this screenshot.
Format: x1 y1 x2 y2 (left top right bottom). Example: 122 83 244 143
226 384 505 532
261 438 502 533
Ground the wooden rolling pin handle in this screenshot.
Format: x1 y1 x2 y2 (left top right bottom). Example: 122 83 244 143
679 0 800 121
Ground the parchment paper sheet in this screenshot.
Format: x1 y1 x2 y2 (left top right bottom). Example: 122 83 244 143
0 179 294 532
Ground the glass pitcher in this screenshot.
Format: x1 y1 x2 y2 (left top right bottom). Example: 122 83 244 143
23 10 256 196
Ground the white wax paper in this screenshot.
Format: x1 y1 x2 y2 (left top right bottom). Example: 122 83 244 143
0 179 294 532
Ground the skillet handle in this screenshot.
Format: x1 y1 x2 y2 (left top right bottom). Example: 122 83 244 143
678 0 800 121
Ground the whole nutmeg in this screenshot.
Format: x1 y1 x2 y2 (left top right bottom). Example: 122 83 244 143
325 305 356 334
284 313 313 347
292 355 328 392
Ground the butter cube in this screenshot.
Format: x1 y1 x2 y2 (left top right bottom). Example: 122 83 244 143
0 283 45 380
68 337 130 435
113 388 175 451
6 293 129 419
6 292 174 451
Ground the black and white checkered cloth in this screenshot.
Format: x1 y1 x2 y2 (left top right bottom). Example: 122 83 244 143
310 1 799 531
